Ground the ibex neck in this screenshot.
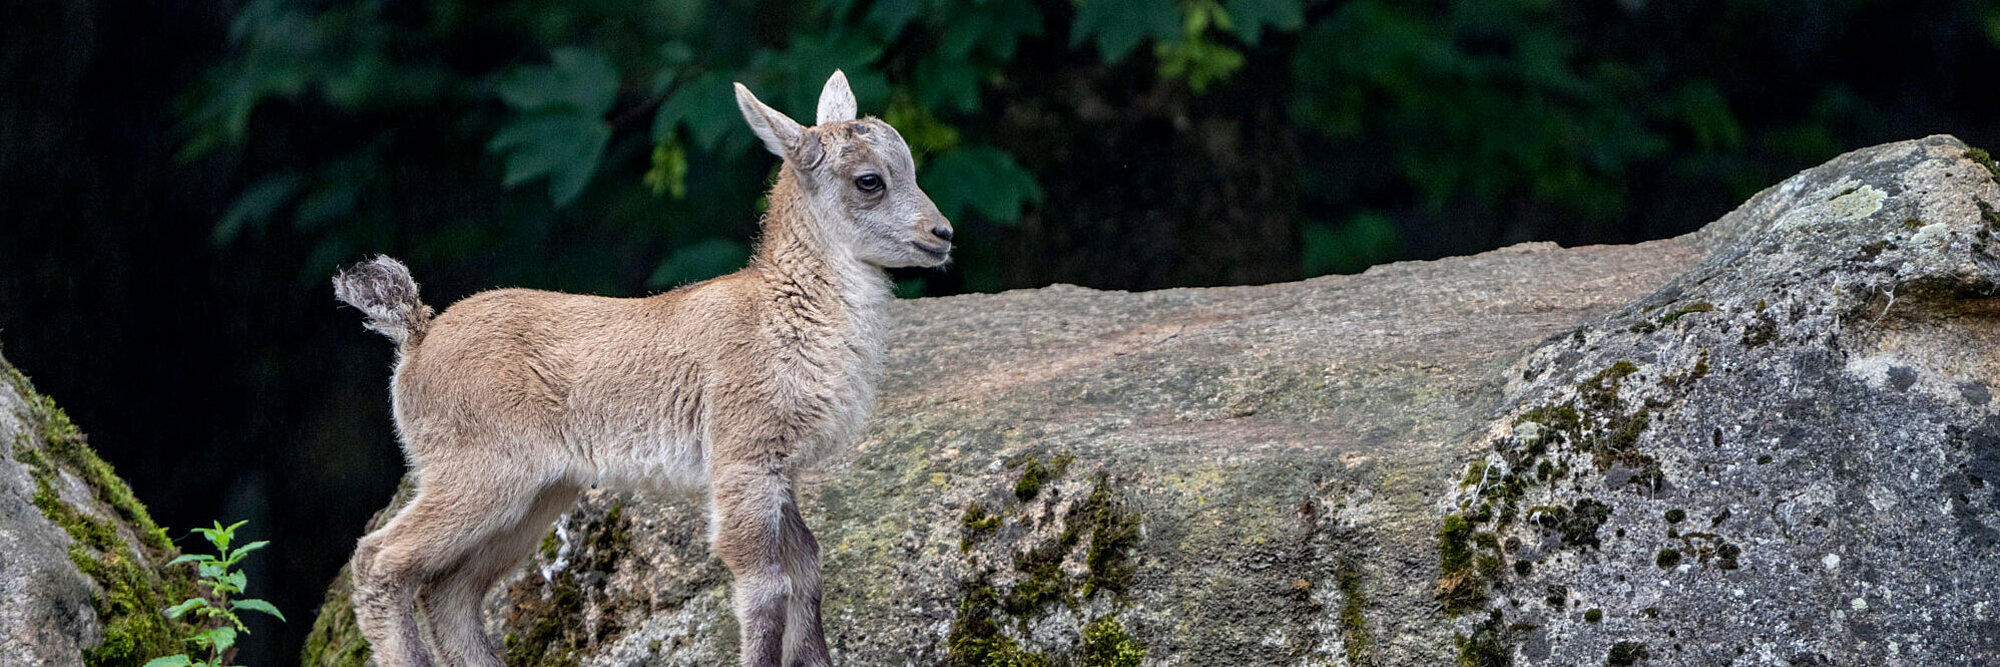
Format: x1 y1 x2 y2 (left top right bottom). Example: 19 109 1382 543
749 167 893 335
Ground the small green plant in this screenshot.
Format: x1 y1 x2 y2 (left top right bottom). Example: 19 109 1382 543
143 520 285 667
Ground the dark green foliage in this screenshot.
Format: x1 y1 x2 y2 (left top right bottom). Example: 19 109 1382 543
1665 509 1686 524
1655 549 1682 569
1584 608 1603 623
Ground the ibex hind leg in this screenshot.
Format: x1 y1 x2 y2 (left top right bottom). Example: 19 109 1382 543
351 463 554 667
712 465 826 667
422 480 583 667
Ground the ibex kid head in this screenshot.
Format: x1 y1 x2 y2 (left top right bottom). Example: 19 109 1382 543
733 71 953 268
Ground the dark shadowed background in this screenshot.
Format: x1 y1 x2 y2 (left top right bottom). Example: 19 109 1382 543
3 0 1998 663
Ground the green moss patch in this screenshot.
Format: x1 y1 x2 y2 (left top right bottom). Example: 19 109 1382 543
502 504 631 667
1663 531 1741 571
7 361 199 667
951 468 1147 664
961 502 1003 552
1335 561 1372 666
1606 641 1651 666
1009 453 1073 503
1079 616 1146 667
1741 315 1778 348
1967 147 2000 183
1454 611 1514 667
1436 514 1487 616
298 571 369 667
947 582 1053 667
1629 302 1716 334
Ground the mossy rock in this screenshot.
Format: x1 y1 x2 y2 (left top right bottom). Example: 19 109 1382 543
1 351 200 666
300 136 2000 665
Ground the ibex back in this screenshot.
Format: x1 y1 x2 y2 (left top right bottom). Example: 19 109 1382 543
333 71 952 667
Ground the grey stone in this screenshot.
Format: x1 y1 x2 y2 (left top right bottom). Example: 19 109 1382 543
303 135 2000 666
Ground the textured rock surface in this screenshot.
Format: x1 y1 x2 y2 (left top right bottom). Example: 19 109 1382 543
303 136 2000 666
1 352 195 667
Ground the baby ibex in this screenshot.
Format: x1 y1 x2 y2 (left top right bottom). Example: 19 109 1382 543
333 71 952 667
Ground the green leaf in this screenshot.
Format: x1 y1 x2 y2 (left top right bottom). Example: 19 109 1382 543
882 98 960 156
197 562 227 580
495 47 620 117
920 146 1042 223
1677 80 1743 152
1071 0 1180 62
646 238 749 289
1226 0 1302 45
290 184 358 233
643 139 689 198
489 111 612 207
757 31 889 116
222 571 248 593
142 655 194 667
232 598 287 622
863 0 921 37
165 598 209 619
653 72 740 150
1156 36 1245 93
196 626 238 654
213 173 303 245
167 553 212 567
231 540 270 558
912 57 983 114
937 0 1044 60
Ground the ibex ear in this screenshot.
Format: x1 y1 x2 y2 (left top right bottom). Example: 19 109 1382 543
734 82 804 159
815 70 858 125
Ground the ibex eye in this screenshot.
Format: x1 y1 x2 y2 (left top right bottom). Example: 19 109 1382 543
854 174 884 192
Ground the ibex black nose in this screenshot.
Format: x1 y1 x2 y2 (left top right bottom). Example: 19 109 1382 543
931 225 954 242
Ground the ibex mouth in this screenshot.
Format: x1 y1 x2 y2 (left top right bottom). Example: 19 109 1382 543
911 240 951 260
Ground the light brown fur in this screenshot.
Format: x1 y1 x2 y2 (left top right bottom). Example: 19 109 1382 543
335 71 951 667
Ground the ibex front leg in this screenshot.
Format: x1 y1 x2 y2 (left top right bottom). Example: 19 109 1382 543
777 498 831 666
711 462 831 667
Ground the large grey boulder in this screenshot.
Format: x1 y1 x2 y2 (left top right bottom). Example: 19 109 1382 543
304 135 2000 666
1 353 197 667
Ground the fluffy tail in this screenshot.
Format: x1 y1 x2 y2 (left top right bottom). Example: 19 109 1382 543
332 256 435 348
